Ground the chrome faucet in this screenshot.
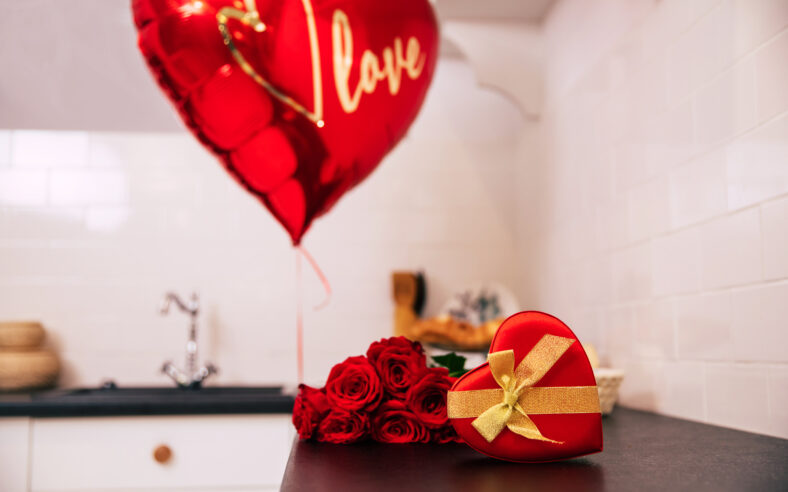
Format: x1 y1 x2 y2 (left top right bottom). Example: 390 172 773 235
159 292 217 388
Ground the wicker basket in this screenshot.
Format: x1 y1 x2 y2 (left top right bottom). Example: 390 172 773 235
0 349 60 391
594 368 625 415
0 321 46 350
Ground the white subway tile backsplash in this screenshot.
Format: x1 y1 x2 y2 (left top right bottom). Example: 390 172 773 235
631 53 669 117
604 84 637 144
693 56 759 150
728 0 788 60
49 169 129 206
755 30 788 122
652 227 702 296
726 113 788 210
633 300 676 358
676 291 733 360
643 102 697 171
628 177 670 243
688 2 736 90
691 0 722 20
666 26 695 104
669 151 728 228
88 133 213 169
613 141 647 193
767 364 788 439
0 131 10 166
596 195 630 251
700 208 762 289
84 207 132 234
606 306 635 358
0 207 85 240
706 363 771 435
613 242 653 302
761 196 788 280
617 358 666 410
576 255 614 307
531 0 787 438
0 169 48 206
730 282 788 362
11 130 89 167
661 361 706 421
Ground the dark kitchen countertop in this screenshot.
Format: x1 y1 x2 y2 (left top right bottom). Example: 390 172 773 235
281 408 788 492
0 386 295 417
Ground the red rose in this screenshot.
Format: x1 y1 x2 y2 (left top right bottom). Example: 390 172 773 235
366 337 426 400
371 400 429 443
325 356 383 411
431 425 463 444
292 384 330 440
406 367 454 428
316 409 370 444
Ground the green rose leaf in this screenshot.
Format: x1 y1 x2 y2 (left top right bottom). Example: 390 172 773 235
431 352 469 378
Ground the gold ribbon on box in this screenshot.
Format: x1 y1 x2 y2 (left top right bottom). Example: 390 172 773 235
447 334 600 443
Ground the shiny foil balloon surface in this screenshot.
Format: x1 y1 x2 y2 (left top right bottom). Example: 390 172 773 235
132 0 439 244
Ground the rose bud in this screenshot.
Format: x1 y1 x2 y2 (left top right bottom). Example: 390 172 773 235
325 356 383 412
316 409 370 444
292 384 330 440
371 400 429 443
406 367 455 428
366 336 427 400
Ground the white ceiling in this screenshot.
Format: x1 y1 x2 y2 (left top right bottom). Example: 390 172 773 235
435 0 557 23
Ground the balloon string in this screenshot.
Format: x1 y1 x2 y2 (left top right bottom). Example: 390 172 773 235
297 245 333 311
295 250 304 384
294 245 331 385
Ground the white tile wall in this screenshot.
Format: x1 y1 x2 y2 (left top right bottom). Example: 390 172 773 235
520 0 788 438
761 196 788 279
0 59 523 389
0 169 49 207
693 55 758 150
651 227 701 296
768 364 788 437
661 361 706 421
706 363 771 435
675 291 733 361
755 30 788 121
700 208 762 289
12 131 89 168
0 131 10 166
668 150 727 229
729 282 788 362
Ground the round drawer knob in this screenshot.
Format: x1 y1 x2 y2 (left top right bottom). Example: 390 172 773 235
153 444 172 464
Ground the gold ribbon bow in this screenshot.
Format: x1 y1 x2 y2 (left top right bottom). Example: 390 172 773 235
447 334 600 443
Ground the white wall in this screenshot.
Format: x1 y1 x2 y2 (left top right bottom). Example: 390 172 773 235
518 0 788 438
0 58 523 388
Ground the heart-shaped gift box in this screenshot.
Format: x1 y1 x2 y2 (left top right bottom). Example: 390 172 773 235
447 311 602 462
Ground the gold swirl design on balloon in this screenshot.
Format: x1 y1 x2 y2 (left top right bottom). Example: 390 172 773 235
216 0 325 127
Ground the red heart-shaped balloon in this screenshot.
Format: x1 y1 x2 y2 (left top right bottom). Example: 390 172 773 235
449 311 603 462
132 0 438 244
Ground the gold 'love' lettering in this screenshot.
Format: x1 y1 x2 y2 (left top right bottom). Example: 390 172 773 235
332 9 426 114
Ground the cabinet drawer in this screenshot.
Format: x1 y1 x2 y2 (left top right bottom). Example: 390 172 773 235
31 414 292 491
0 418 31 492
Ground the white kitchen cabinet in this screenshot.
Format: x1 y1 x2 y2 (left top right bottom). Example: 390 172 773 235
26 414 292 492
0 418 31 492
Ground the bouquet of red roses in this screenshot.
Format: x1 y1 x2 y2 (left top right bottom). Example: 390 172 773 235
292 337 462 444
